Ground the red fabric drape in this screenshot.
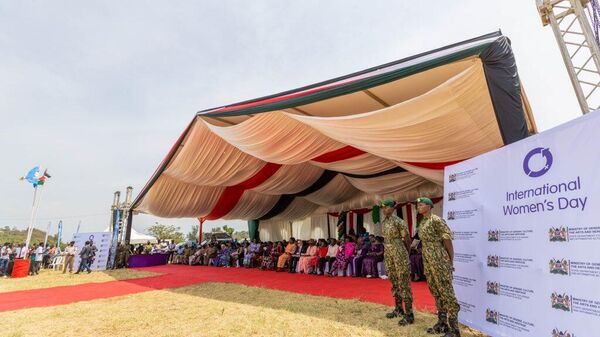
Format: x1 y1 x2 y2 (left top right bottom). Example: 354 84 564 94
311 145 365 163
403 159 465 170
205 163 282 220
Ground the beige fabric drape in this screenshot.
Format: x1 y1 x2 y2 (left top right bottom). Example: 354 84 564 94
302 175 361 206
310 153 396 175
165 122 264 186
345 172 426 195
221 190 280 220
286 61 502 163
270 198 320 221
259 220 292 242
136 175 224 218
205 111 343 164
252 163 323 195
136 59 503 221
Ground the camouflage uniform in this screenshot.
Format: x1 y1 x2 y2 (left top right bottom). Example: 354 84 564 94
418 214 460 322
382 215 413 316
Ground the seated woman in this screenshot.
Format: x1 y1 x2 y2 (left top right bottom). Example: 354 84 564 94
216 243 232 267
409 238 425 281
236 244 245 267
327 237 350 276
230 243 240 267
298 239 318 274
243 239 261 268
351 237 368 277
173 244 185 264
362 236 384 278
255 242 270 268
316 240 329 275
332 236 356 276
189 245 205 265
261 241 282 270
276 238 297 272
204 243 218 266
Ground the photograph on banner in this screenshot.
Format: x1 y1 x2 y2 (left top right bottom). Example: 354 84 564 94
73 232 112 271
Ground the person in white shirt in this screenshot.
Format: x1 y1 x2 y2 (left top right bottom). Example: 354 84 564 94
63 241 77 274
18 245 28 259
323 239 339 275
14 244 22 259
0 243 12 277
34 243 44 274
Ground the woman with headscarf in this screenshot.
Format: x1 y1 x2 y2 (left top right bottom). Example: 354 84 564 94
362 236 384 278
350 237 368 277
298 239 318 274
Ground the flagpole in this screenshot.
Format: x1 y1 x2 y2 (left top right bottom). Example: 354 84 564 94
25 185 44 250
43 221 51 249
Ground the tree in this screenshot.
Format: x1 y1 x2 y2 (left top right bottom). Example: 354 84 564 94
147 222 184 243
232 230 249 241
211 226 222 233
0 227 58 246
222 225 235 236
187 224 199 241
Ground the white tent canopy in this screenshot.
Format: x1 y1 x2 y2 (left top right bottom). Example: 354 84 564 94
130 32 536 241
105 227 158 245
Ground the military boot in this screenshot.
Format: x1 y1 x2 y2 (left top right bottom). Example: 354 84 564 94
398 302 415 326
427 311 449 334
386 296 404 319
442 318 461 337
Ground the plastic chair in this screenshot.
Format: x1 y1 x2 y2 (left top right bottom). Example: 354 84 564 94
51 256 65 271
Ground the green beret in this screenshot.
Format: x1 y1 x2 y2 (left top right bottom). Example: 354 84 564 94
416 197 434 207
381 199 396 207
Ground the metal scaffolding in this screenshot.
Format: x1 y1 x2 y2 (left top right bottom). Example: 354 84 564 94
537 0 600 113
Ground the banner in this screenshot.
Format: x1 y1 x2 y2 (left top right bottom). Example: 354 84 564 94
56 220 63 254
72 232 112 271
445 111 600 337
106 209 122 269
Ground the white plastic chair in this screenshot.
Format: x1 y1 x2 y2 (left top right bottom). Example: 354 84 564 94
51 255 65 271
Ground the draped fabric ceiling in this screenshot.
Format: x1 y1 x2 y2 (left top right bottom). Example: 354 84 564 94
132 32 537 223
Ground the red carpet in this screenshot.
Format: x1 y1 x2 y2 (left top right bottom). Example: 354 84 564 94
0 265 435 313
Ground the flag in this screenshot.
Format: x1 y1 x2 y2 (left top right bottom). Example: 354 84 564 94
20 166 51 187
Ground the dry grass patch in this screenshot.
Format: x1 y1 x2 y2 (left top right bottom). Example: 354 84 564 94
0 282 489 337
0 268 159 293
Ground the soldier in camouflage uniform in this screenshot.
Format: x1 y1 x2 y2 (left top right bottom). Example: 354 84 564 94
380 199 414 326
416 197 461 337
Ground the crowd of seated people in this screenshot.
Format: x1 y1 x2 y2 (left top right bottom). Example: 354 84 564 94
168 233 425 281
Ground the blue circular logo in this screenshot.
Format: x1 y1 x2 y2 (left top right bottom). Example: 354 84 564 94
523 147 553 177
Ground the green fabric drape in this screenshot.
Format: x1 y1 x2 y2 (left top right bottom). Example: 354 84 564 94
248 220 259 241
371 205 380 224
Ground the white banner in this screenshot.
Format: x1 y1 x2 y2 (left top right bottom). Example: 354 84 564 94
444 111 600 337
73 232 112 271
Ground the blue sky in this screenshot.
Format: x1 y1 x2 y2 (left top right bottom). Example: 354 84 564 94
0 1 581 240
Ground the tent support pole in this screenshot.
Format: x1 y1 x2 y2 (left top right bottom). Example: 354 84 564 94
198 218 205 244
327 214 331 239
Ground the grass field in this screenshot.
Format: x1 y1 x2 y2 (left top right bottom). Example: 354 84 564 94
0 268 159 293
0 282 489 337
